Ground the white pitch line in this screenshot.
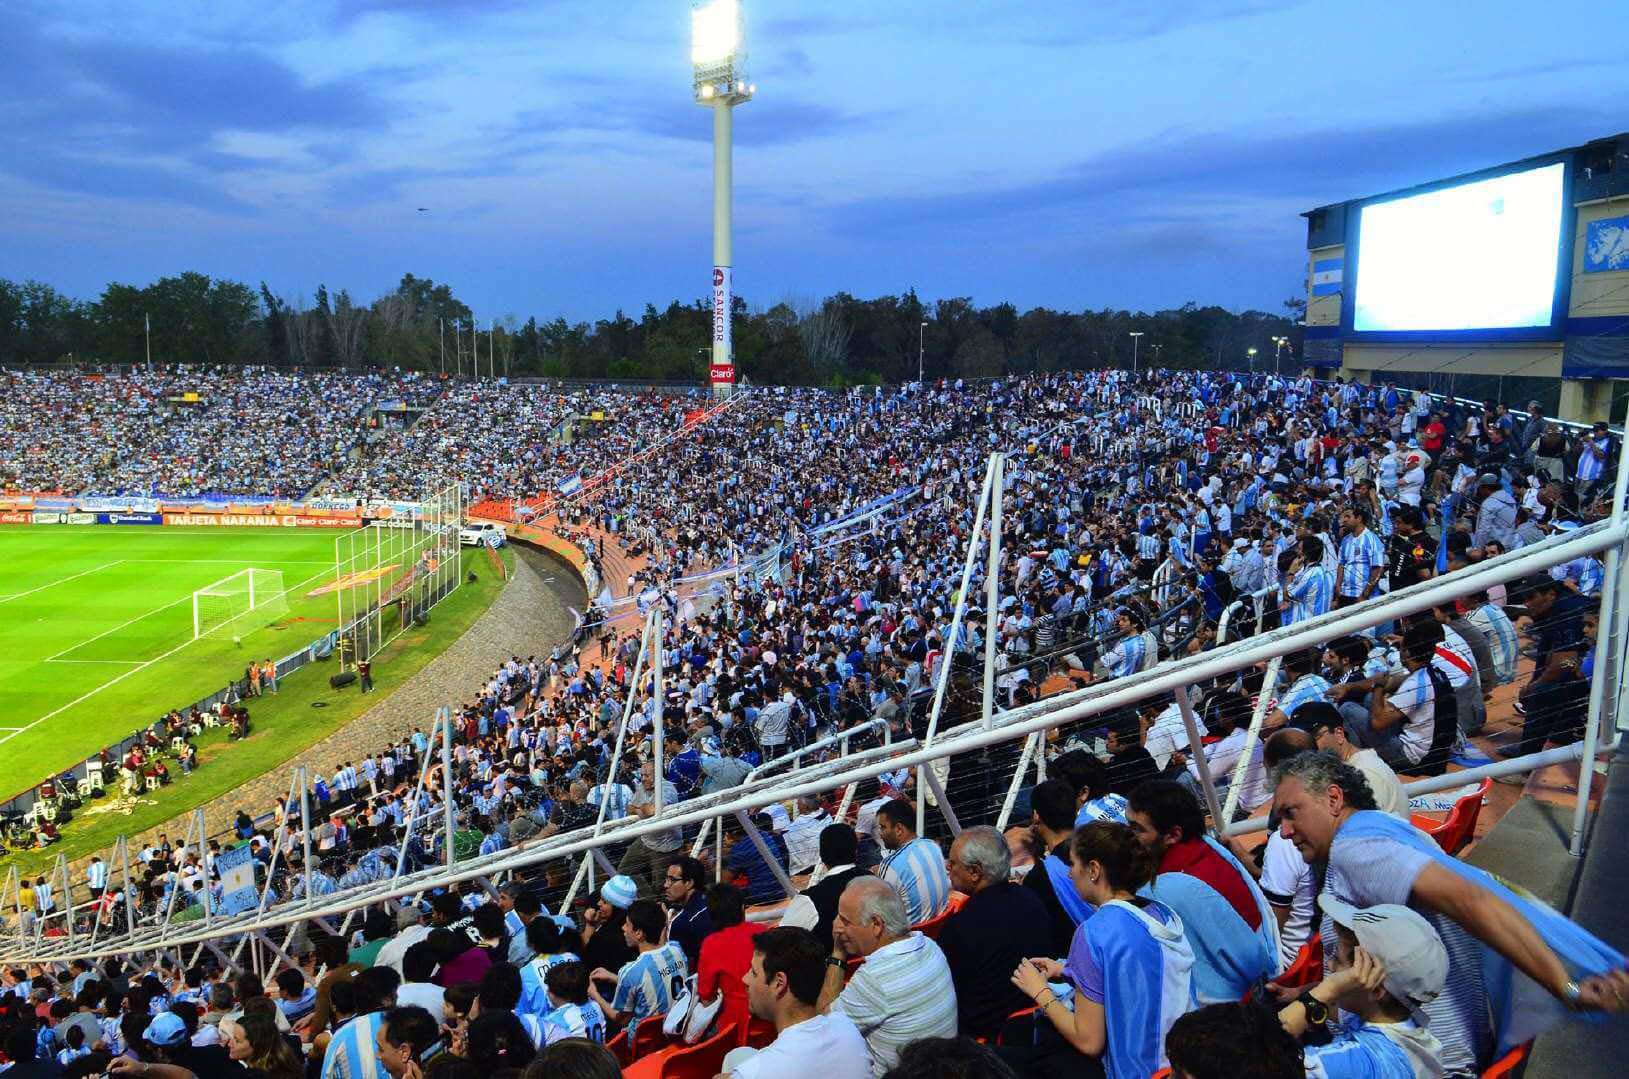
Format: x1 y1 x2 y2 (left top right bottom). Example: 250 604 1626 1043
121 559 333 565
0 561 123 605
46 658 146 665
9 561 334 745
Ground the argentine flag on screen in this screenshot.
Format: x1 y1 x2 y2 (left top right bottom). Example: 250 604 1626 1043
1311 257 1343 297
558 473 583 496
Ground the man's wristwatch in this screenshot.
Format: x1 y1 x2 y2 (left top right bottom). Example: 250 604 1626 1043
1298 991 1329 1026
826 956 846 969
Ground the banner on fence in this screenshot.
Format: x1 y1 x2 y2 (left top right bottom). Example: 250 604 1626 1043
98 512 163 525
215 843 259 915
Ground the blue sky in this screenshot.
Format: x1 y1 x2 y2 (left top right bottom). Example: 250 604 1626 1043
3 0 1625 324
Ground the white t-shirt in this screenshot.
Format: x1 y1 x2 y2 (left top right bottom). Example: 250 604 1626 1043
396 981 446 1016
1384 668 1436 765
1259 831 1314 968
1348 749 1410 820
730 1012 871 1079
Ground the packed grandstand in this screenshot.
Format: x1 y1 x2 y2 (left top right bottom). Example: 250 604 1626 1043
1 364 1627 1079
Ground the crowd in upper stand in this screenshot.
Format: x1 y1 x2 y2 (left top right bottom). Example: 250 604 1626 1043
6 365 1628 1078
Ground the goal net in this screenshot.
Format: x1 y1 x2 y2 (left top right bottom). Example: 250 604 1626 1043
192 568 289 640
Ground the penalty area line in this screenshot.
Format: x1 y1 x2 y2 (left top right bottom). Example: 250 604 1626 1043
11 561 334 746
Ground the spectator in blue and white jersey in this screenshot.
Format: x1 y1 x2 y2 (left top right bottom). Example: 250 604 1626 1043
1268 649 1331 728
1465 591 1518 686
1007 821 1196 1079
589 899 687 1031
875 798 951 927
1574 421 1612 498
538 962 606 1044
374 1005 438 1079
1097 609 1149 679
1334 508 1386 606
321 966 401 1079
516 916 581 1016
1062 756 1127 831
1280 540 1335 627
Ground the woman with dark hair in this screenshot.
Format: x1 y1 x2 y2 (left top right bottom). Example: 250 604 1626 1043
520 1039 620 1079
1003 822 1196 1079
219 1012 303 1079
463 1011 535 1078
695 883 771 1046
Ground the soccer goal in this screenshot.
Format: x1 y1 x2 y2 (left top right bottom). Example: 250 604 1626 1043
192 568 289 640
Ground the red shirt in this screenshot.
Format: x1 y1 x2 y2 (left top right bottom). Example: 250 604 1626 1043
1159 839 1262 931
696 921 772 1045
1421 421 1446 452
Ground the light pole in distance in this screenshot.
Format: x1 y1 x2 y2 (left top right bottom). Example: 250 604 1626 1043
919 321 928 384
1247 346 1258 375
693 0 754 399
1128 331 1144 378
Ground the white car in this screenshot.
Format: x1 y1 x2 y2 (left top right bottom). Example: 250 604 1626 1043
458 522 507 547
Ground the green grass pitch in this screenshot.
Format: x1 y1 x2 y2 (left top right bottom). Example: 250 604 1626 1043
0 525 364 799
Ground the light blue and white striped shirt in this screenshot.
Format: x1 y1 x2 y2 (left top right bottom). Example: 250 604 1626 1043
543 1001 607 1044
320 1012 385 1079
1551 556 1604 597
1279 674 1332 720
611 943 688 1028
1101 634 1148 678
1075 793 1130 829
1467 602 1518 686
1284 565 1334 626
881 837 952 926
518 951 581 1015
1337 529 1386 598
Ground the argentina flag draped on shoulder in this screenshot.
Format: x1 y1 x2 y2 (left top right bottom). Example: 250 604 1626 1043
1339 810 1625 1052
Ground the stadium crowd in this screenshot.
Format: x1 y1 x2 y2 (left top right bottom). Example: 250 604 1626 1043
0 368 442 499
321 385 697 506
7 366 1627 1078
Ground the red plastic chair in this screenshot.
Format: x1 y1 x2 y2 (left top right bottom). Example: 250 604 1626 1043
1410 779 1491 855
606 1027 630 1066
659 1024 739 1079
1481 1041 1532 1078
630 1012 674 1061
911 891 970 940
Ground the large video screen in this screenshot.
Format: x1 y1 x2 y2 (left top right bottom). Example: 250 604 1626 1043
1351 161 1565 333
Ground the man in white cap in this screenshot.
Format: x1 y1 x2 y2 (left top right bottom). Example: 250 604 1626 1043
1278 897 1448 1078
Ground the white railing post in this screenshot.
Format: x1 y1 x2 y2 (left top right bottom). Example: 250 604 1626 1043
1570 426 1629 855
653 610 665 815
1175 686 1228 831
442 710 456 869
918 454 997 833
1222 655 1280 823
982 452 1004 730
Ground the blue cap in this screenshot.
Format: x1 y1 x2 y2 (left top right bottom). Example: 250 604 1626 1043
145 1011 188 1047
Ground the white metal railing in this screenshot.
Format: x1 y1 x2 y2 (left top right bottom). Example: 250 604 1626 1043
5 432 1626 967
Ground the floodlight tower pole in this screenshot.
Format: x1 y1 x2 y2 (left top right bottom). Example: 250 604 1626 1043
693 0 754 400
712 101 734 400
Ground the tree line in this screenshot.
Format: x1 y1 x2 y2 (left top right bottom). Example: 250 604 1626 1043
0 273 1305 385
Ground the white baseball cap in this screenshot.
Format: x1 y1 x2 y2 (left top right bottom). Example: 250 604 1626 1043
1318 894 1448 1021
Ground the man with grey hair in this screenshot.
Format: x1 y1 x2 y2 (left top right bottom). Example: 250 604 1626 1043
817 876 957 1076
935 825 1052 1040
1274 750 1629 1077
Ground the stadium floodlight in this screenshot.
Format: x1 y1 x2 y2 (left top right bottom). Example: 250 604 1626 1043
692 0 753 400
192 567 288 640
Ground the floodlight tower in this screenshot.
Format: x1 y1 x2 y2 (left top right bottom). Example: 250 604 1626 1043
692 0 754 398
